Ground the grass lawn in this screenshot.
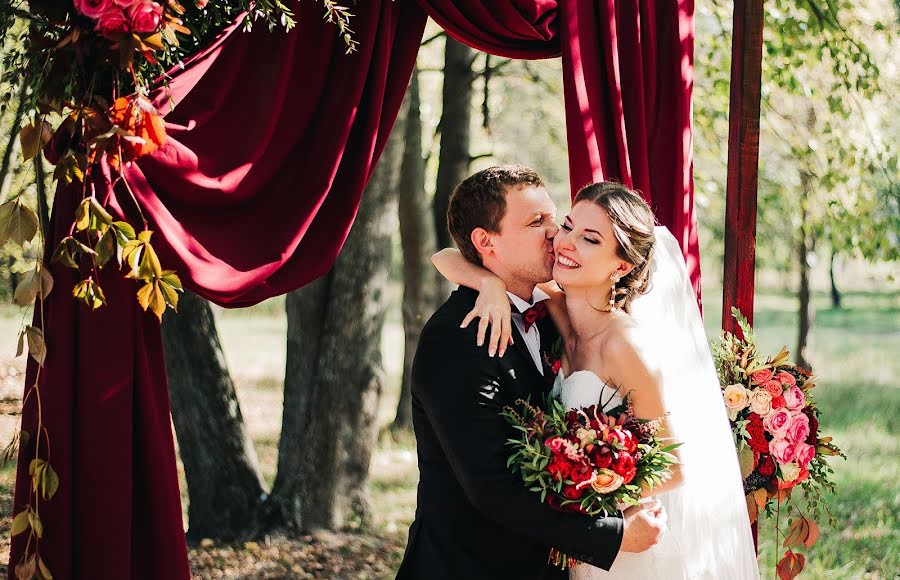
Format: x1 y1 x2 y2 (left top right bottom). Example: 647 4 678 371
1 287 897 578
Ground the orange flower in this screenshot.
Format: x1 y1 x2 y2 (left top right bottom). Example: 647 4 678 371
110 96 166 160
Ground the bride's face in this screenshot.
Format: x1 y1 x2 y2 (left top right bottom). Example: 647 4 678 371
553 201 634 290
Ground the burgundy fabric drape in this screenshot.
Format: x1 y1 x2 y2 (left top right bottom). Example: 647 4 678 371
561 0 700 294
10 1 696 577
10 2 426 578
420 0 700 292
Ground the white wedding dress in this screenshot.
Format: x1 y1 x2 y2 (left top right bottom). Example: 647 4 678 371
551 227 760 580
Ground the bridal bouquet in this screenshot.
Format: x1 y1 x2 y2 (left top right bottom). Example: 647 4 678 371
501 396 679 568
715 308 843 580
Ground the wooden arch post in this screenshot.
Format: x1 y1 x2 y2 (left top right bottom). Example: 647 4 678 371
723 0 765 335
723 0 765 550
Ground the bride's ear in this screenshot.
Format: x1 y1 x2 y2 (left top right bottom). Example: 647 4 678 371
471 228 495 258
614 261 634 279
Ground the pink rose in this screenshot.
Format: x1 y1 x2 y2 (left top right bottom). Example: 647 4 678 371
763 380 783 397
763 408 792 438
776 371 797 387
786 412 810 444
75 0 113 19
129 1 163 34
95 9 130 38
750 368 773 385
783 385 806 411
769 438 797 464
794 442 815 468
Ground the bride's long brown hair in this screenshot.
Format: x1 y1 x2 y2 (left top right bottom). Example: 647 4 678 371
573 182 656 313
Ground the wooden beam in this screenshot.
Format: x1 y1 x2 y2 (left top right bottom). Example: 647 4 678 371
724 0 765 552
723 0 764 334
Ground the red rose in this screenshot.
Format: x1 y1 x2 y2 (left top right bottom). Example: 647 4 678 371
622 431 638 454
613 452 636 484
606 428 628 449
547 494 563 510
802 407 819 445
548 457 572 481
771 395 786 410
757 454 776 477
562 484 586 501
590 445 613 469
569 461 593 485
552 359 562 374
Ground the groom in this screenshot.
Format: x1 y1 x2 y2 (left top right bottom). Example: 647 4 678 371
397 166 666 579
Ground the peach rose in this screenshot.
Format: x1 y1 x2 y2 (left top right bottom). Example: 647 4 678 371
750 368 773 385
591 469 624 494
723 384 750 420
749 389 773 417
783 385 806 411
763 380 783 397
776 371 797 387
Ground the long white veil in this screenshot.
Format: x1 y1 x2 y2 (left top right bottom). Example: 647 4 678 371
623 227 759 579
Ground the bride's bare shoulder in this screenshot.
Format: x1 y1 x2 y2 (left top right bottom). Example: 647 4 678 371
602 315 661 376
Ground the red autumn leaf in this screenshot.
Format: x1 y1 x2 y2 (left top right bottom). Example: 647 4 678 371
804 518 820 548
777 550 805 580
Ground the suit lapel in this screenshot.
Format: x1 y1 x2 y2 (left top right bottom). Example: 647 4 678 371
507 319 544 387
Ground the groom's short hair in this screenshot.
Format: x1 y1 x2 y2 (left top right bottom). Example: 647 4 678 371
447 165 545 264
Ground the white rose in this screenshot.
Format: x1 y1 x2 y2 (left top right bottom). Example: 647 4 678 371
780 462 801 483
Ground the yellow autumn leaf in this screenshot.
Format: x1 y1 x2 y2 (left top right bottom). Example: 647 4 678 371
0 200 40 246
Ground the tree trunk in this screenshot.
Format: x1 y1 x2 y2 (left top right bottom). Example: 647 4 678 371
0 82 27 201
267 96 408 532
393 66 436 431
829 248 842 309
162 291 266 541
432 38 475 300
796 108 817 371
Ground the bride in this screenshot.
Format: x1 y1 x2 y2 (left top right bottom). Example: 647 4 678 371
433 181 759 579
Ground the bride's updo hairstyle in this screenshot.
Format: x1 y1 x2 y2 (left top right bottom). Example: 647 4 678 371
573 182 656 313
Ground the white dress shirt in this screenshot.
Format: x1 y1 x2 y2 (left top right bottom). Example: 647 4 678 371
507 287 551 375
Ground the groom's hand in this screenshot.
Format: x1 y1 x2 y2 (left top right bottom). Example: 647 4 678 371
618 499 667 553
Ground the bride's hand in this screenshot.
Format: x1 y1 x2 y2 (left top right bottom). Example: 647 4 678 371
460 276 512 357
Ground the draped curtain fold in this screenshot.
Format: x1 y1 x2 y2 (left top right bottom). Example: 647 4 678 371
9 1 696 577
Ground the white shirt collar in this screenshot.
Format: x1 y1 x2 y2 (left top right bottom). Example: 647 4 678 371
506 287 551 314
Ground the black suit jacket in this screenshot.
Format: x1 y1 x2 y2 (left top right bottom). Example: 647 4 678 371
396 288 623 580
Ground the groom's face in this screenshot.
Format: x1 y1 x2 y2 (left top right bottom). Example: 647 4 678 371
486 185 558 289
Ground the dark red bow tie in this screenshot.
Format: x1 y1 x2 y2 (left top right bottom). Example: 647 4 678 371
520 300 548 332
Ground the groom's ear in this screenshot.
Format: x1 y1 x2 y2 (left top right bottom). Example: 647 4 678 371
470 227 495 259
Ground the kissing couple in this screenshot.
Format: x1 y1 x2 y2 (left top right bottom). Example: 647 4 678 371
397 165 759 579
